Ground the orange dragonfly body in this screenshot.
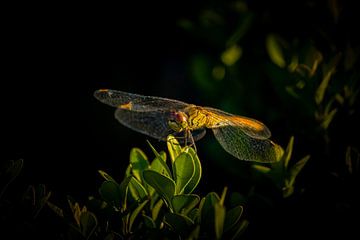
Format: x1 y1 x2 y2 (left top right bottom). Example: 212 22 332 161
94 89 283 162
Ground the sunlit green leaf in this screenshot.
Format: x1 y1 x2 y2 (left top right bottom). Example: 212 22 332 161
172 194 200 215
130 148 149 183
143 170 175 209
173 152 195 194
266 34 286 68
147 140 172 178
167 135 182 163
183 147 202 194
128 177 148 201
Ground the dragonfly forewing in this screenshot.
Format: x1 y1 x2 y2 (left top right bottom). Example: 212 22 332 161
94 89 189 111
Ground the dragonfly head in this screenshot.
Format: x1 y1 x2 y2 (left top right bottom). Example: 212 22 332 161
168 111 189 132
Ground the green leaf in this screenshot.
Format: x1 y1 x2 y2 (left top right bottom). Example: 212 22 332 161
224 205 243 233
172 194 200 215
266 34 286 68
252 164 271 173
152 199 164 221
188 208 200 223
150 151 171 178
164 212 194 234
98 170 116 182
183 147 202 194
99 181 121 208
143 214 156 228
283 136 295 169
128 200 149 232
288 155 310 186
147 140 172 178
200 192 220 231
173 152 195 194
130 148 149 183
143 170 175 209
128 177 148 201
167 135 182 163
119 176 132 210
231 219 249 239
80 211 97 239
214 202 226 239
219 187 228 206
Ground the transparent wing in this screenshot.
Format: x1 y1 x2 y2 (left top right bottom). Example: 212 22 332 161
212 125 283 162
94 89 189 111
114 108 175 140
202 107 271 140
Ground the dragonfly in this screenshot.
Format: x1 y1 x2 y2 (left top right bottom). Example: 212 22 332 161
94 89 283 162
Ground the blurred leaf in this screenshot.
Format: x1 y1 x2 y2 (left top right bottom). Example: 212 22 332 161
173 152 195 194
129 177 148 202
288 155 310 186
219 187 227 206
147 140 172 178
183 147 202 194
177 18 193 31
214 202 226 239
266 34 286 68
190 54 214 93
99 181 121 208
221 44 242 66
143 170 175 209
231 219 249 239
212 65 226 80
172 194 200 215
167 135 182 163
224 205 243 233
188 224 201 240
80 211 97 239
321 108 338 129
229 192 246 208
129 200 149 232
252 164 271 173
227 13 253 45
315 70 333 105
130 148 149 183
188 208 200 223
283 136 295 169
98 170 116 182
47 201 64 218
0 159 23 199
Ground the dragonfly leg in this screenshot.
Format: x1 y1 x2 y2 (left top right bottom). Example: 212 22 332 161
188 131 197 152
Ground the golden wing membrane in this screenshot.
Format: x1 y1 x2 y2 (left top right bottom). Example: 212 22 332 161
212 125 283 162
201 107 271 140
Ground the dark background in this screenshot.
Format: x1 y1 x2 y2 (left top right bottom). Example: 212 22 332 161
3 0 360 238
